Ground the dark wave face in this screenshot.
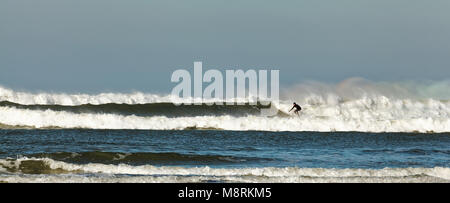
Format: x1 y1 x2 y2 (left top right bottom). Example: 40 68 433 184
27 151 257 165
0 101 271 117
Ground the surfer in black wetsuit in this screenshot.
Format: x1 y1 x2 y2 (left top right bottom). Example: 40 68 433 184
289 102 302 116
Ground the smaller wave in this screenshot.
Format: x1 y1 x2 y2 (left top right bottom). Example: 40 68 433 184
0 157 449 183
0 152 255 171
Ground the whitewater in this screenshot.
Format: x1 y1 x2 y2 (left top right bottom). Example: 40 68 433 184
1 78 450 132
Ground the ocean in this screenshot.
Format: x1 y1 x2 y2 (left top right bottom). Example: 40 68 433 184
0 82 449 183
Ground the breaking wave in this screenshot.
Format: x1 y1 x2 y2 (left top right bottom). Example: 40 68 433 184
1 78 450 132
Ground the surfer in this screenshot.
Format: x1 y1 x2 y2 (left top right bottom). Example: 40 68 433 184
289 102 302 116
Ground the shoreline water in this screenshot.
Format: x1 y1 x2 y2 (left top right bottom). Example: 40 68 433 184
1 129 449 183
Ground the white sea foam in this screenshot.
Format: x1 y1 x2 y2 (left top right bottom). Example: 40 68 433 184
0 157 448 183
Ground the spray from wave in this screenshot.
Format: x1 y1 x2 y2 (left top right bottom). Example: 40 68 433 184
1 78 449 132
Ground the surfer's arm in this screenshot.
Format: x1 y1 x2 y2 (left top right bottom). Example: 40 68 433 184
289 106 294 112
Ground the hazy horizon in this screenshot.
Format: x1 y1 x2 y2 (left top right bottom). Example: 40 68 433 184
1 0 450 93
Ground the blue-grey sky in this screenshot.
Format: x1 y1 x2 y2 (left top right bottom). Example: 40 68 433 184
1 0 449 93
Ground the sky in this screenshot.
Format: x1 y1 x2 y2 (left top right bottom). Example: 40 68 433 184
1 0 450 93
